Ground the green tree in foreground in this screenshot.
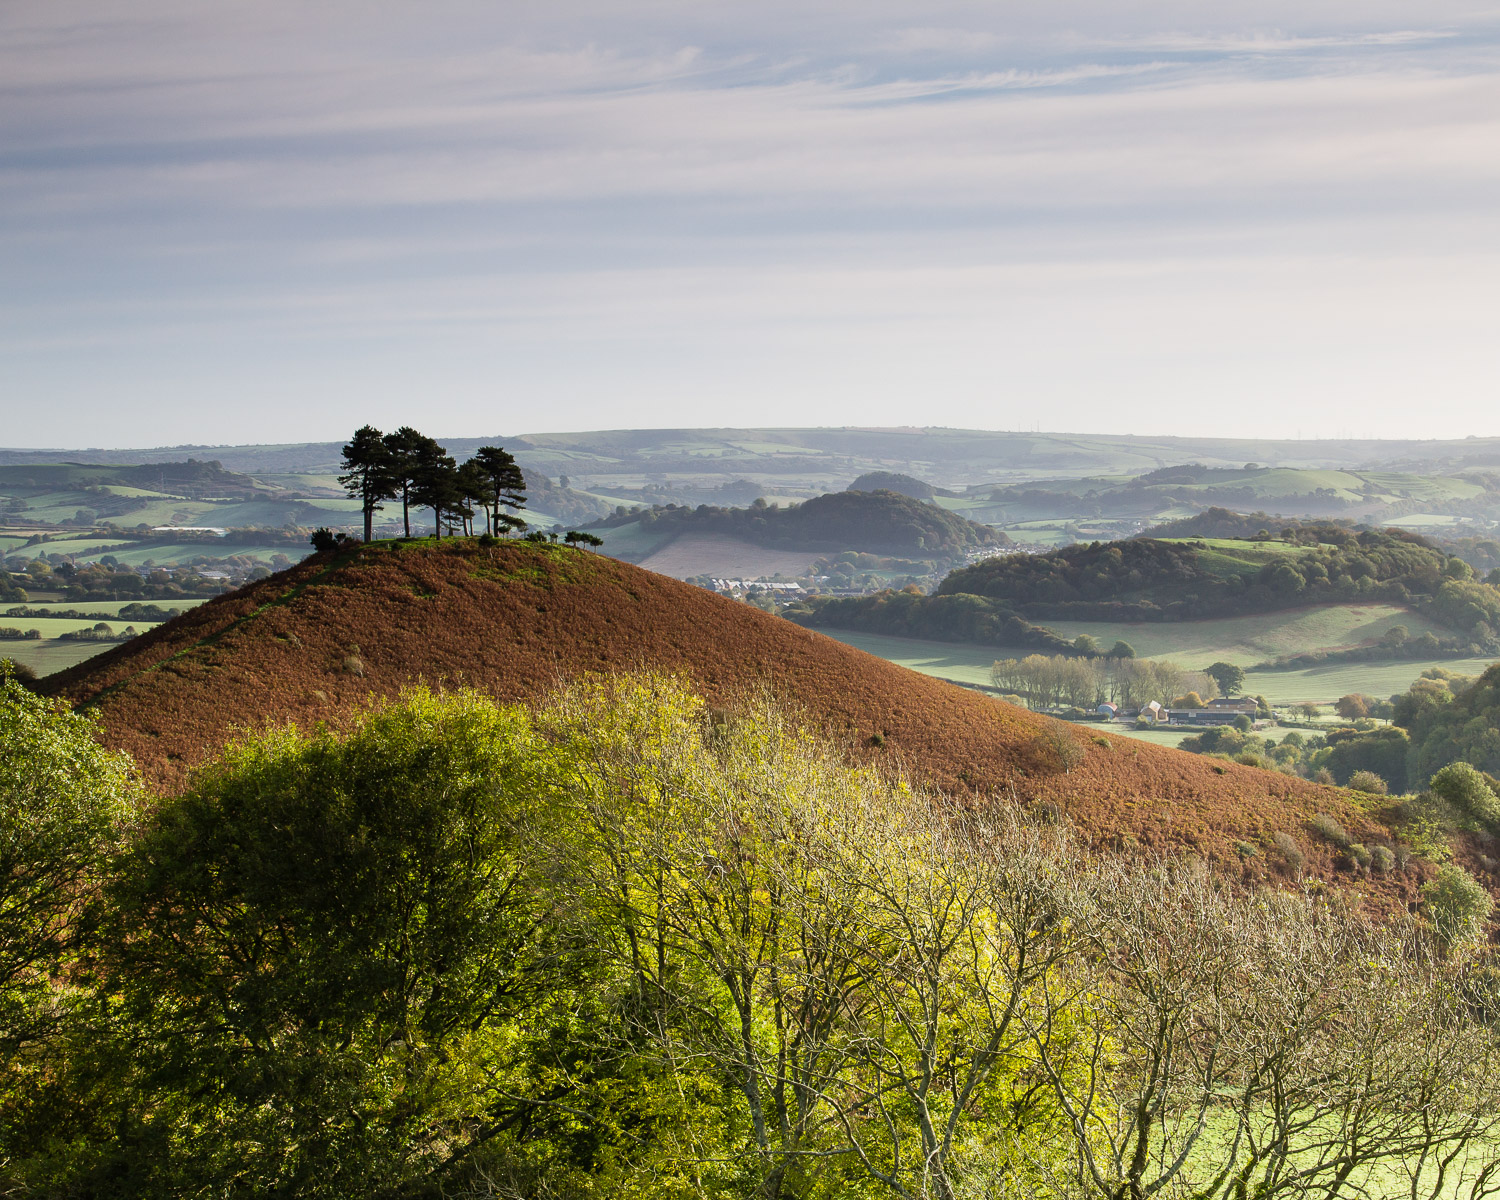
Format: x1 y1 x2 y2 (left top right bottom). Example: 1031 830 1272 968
99 691 575 1197
0 675 135 1180
9 676 1500 1197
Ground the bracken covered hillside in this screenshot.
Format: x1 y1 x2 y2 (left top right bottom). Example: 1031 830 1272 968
47 538 1416 898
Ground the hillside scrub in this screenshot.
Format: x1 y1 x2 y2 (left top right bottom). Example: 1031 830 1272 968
6 675 1500 1196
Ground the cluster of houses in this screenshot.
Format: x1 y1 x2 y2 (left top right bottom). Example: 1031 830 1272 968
1095 695 1264 727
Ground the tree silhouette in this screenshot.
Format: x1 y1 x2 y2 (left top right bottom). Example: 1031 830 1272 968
383 427 447 537
411 453 461 538
564 531 604 550
338 425 396 543
455 460 493 536
469 447 527 535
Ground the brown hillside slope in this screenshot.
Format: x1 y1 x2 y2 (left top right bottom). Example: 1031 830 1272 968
46 538 1413 899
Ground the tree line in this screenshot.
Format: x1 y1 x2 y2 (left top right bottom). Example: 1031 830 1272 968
5 672 1500 1198
989 653 1226 713
338 425 528 541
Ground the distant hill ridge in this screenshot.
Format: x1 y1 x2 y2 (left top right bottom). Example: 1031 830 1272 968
45 537 1413 900
586 489 1009 557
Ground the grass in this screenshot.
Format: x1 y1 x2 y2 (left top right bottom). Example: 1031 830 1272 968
1 639 118 677
0 599 210 677
88 542 301 567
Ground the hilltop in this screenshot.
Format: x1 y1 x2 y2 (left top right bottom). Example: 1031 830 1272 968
46 537 1419 898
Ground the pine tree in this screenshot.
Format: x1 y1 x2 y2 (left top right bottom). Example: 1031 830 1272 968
338 425 396 543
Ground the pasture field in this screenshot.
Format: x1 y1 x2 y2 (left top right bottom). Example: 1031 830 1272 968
91 541 303 567
1105 725 1199 748
1044 603 1446 667
0 638 116 677
813 627 1496 707
1 598 209 677
6 537 139 562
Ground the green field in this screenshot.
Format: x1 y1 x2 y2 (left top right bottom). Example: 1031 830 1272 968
1044 603 1447 668
1 638 119 677
813 627 1496 707
0 598 208 677
1105 725 1199 748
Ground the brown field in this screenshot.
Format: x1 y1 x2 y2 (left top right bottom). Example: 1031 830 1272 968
46 538 1420 904
636 533 817 580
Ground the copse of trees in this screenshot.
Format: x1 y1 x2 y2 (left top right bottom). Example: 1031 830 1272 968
991 653 1217 712
338 425 528 542
6 674 1500 1197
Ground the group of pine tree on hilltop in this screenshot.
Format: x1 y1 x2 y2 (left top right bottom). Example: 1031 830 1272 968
334 425 601 549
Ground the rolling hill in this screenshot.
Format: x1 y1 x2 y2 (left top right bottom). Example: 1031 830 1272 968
797 529 1500 666
45 537 1421 901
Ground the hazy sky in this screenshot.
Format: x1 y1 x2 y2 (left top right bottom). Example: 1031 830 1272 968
4 1 1499 448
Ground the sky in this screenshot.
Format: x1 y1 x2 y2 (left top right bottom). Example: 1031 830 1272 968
3 1 1500 448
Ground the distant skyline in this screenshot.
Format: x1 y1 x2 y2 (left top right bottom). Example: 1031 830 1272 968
4 1 1499 448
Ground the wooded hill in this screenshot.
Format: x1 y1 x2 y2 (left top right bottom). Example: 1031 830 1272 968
43 537 1411 895
586 489 1009 558
797 528 1500 656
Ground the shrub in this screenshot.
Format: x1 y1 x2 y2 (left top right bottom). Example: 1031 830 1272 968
1272 831 1304 876
1423 864 1495 946
1312 767 1336 786
1036 725 1085 774
1235 840 1258 859
1430 763 1500 832
1346 843 1372 872
1347 770 1388 795
1310 813 1352 848
1369 845 1396 873
0 659 37 686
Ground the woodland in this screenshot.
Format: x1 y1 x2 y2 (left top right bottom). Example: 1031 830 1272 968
6 672 1500 1199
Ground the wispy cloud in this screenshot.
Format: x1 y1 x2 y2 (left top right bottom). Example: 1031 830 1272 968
2 0 1499 445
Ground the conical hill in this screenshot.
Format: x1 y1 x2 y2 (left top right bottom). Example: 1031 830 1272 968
46 538 1413 897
